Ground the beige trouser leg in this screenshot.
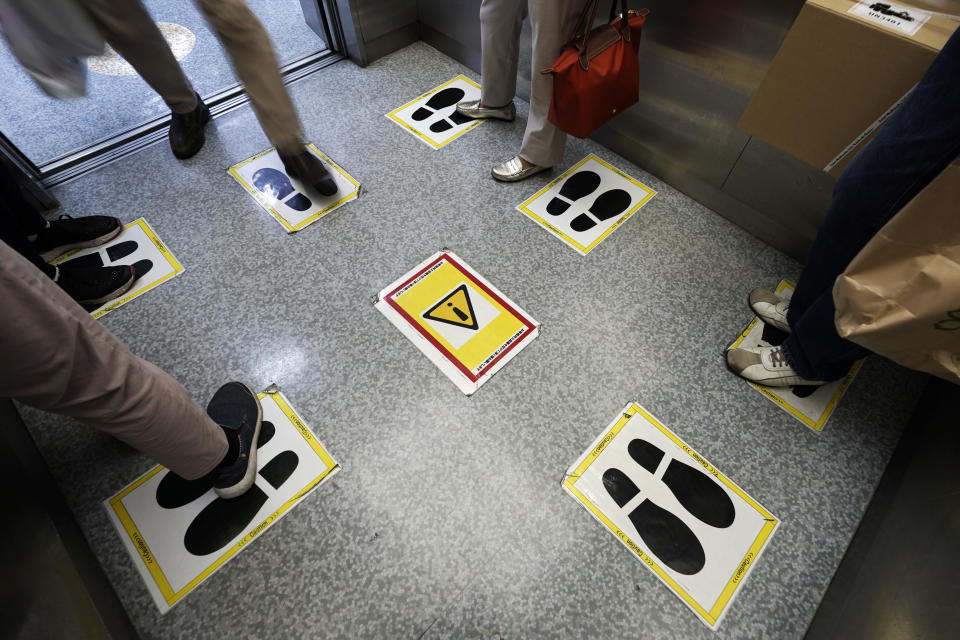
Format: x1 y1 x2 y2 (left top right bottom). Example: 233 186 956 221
83 0 304 150
479 0 584 167
193 0 304 152
82 0 197 113
0 243 226 480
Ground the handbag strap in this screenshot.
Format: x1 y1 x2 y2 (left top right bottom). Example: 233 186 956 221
573 0 631 68
609 0 630 24
569 0 601 46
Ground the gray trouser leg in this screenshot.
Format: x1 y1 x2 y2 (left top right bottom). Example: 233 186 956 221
479 0 527 108
520 0 583 167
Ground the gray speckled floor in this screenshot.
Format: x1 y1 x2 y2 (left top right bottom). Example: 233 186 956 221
0 0 324 164
18 42 926 639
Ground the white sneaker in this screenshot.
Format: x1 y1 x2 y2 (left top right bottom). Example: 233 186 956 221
726 346 826 387
748 288 790 332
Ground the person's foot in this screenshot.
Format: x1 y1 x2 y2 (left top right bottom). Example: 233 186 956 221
33 215 122 261
456 99 516 121
55 263 135 306
169 93 211 159
279 149 338 197
492 155 550 182
206 382 262 499
748 288 790 332
726 346 826 387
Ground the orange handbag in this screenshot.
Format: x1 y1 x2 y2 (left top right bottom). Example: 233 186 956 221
544 1 649 138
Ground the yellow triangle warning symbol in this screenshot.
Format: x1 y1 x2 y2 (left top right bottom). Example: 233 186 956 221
423 284 478 330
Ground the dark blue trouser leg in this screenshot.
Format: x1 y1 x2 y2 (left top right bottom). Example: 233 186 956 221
783 26 960 381
0 164 54 278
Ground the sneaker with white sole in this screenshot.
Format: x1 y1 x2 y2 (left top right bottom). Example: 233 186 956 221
726 346 826 387
34 215 123 261
748 288 790 332
56 263 135 306
206 382 262 499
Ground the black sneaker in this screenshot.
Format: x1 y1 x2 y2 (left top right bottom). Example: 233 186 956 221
34 215 122 262
56 263 135 306
279 148 338 197
207 382 262 499
169 93 211 159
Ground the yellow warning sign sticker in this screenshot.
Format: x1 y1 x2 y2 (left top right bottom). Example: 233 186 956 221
376 251 539 394
423 284 479 330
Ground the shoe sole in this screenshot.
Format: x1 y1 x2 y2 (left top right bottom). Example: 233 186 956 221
723 350 826 388
39 225 123 262
491 164 550 183
214 383 263 500
455 105 515 122
75 266 136 306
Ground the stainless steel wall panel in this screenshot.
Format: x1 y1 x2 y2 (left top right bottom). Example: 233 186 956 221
356 0 417 42
335 0 419 65
412 0 836 260
722 137 836 245
595 46 753 187
419 0 481 53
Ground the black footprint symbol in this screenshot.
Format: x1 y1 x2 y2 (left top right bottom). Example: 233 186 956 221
184 451 298 556
130 259 153 280
61 240 153 283
429 110 473 133
154 421 301 557
412 87 465 121
62 240 137 268
547 171 601 216
253 168 312 211
570 189 632 232
602 439 735 575
757 323 818 397
155 421 277 508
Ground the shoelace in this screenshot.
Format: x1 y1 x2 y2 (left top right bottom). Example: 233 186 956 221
769 348 789 368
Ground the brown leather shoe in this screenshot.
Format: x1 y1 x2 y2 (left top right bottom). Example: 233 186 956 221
169 93 211 159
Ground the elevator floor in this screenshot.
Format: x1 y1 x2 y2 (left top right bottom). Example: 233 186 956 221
17 42 926 639
0 0 325 165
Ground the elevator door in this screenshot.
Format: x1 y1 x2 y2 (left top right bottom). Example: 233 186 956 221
0 0 339 182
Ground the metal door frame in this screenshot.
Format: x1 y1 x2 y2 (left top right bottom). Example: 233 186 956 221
0 0 347 187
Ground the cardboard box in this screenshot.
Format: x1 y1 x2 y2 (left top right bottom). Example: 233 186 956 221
738 1 956 177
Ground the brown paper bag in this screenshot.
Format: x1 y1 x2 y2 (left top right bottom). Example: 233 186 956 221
833 158 960 384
